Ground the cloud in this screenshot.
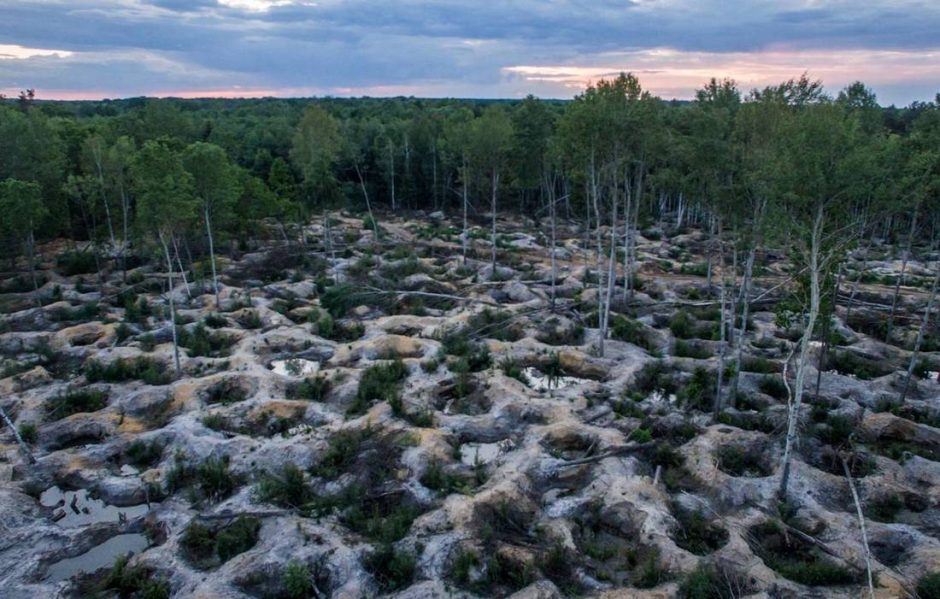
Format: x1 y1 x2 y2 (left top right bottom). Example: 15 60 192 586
0 0 937 103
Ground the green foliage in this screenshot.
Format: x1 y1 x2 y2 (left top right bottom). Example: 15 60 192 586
47 388 108 419
283 561 314 599
55 250 99 276
291 375 330 401
917 572 940 599
363 544 416 593
349 359 408 416
611 315 655 352
125 439 163 468
181 516 260 568
103 554 169 599
84 357 170 385
18 422 37 444
256 463 312 508
178 323 233 357
758 375 788 400
499 357 528 385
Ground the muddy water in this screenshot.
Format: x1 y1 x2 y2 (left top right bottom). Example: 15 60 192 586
44 533 149 582
270 358 319 377
460 441 510 466
524 367 588 392
40 487 151 527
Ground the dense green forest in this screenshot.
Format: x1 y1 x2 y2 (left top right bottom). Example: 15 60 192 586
1 74 938 261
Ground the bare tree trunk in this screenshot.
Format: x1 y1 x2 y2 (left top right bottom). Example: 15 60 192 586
388 143 396 212
170 234 191 299
714 228 728 419
91 141 117 249
204 204 220 308
325 210 338 282
462 159 469 265
621 170 632 303
354 160 379 244
548 173 557 313
27 230 40 308
600 179 619 357
779 205 824 498
627 165 643 298
887 212 918 341
0 403 35 463
729 244 757 402
842 458 876 599
159 231 182 379
489 169 499 277
900 261 939 403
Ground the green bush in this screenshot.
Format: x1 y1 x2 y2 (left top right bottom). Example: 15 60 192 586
499 357 528 385
917 571 940 599
18 422 38 444
85 357 170 385
291 375 330 401
364 544 415 593
674 340 713 359
46 388 109 419
256 463 312 508
125 440 163 468
349 360 408 416
103 554 169 598
678 367 714 410
181 516 260 568
283 561 314 599
611 315 655 352
758 375 788 400
56 251 99 276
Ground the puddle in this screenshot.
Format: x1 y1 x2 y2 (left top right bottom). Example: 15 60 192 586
270 358 319 377
524 367 587 392
461 441 512 466
44 533 149 583
40 487 152 527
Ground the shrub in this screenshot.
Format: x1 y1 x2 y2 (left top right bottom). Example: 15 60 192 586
18 422 37 444
178 323 232 358
283 561 314 599
364 544 415 593
85 357 169 385
47 388 109 420
677 368 714 410
181 516 260 568
349 360 408 416
256 463 312 508
204 313 228 328
215 516 261 562
758 375 788 400
650 442 684 468
238 310 263 329
56 251 99 276
867 495 904 523
103 555 169 598
125 440 163 468
669 310 698 339
741 356 780 374
499 357 528 385
165 453 239 502
674 340 712 359
291 375 330 401
917 572 940 599
611 315 655 352
204 378 248 405
672 507 728 555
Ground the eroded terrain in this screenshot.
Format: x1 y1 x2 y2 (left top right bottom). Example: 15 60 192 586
1 213 938 598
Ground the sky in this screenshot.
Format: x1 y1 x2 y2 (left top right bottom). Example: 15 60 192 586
0 0 938 105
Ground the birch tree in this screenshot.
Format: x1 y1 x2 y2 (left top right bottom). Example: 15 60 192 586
183 142 241 307
132 141 198 380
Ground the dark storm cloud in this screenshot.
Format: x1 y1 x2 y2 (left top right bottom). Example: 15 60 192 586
0 0 938 102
